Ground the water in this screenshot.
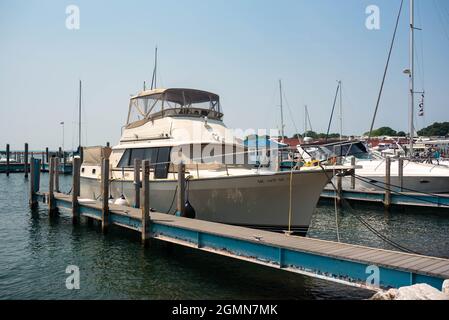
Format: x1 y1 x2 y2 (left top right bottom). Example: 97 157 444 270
1 173 448 300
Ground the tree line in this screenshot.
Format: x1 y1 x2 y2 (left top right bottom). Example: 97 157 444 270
361 122 449 137
284 122 449 139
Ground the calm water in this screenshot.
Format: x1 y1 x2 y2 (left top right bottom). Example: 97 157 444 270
1 173 449 300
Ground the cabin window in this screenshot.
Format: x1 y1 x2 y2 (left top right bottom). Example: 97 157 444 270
154 147 171 179
118 149 131 167
130 148 145 164
117 147 172 179
92 169 96 174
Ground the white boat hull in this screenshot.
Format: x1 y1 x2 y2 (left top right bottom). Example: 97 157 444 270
339 175 449 194
80 170 332 235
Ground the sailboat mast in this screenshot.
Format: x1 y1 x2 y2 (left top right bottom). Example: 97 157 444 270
409 0 415 156
304 105 308 137
78 80 82 151
339 80 343 141
151 47 158 90
279 80 285 143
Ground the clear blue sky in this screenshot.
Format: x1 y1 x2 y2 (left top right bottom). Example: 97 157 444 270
1 0 449 150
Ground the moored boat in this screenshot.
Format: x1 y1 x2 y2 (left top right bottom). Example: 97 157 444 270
80 88 345 235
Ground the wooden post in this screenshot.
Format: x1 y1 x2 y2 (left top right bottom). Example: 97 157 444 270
350 157 356 190
41 152 45 171
72 157 81 223
384 157 392 210
101 158 110 234
62 150 66 170
54 157 60 193
79 147 84 165
398 158 404 192
45 147 49 164
29 158 40 207
177 162 186 216
48 157 56 215
134 159 141 208
24 143 29 178
6 144 10 177
141 160 150 247
336 172 342 207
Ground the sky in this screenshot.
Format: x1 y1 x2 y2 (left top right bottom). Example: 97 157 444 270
1 0 449 150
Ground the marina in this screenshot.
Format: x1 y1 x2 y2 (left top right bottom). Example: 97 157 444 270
2 0 449 304
0 145 72 175
1 158 449 300
23 153 449 292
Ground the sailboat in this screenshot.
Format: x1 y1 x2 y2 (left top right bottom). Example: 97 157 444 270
298 0 449 194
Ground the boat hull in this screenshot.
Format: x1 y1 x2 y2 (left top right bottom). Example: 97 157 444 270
80 170 332 235
339 175 449 194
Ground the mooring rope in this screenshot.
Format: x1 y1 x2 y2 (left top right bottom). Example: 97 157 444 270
318 164 423 255
353 174 449 209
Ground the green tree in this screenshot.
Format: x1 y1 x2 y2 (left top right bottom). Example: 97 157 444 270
364 127 397 137
304 131 318 139
417 122 449 137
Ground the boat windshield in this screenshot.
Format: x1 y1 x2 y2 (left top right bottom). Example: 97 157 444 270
299 141 370 162
127 88 223 126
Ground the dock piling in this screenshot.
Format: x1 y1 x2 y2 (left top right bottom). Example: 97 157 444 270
6 144 10 177
384 157 392 210
29 158 41 207
72 157 81 223
141 160 151 247
177 162 186 216
48 157 56 215
41 152 45 171
101 158 110 234
350 157 356 190
336 172 342 207
24 143 29 179
134 159 141 208
399 158 404 192
54 157 60 192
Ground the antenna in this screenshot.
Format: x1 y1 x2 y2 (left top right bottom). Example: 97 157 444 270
78 80 82 152
325 82 341 143
151 46 158 90
304 105 308 138
279 80 285 143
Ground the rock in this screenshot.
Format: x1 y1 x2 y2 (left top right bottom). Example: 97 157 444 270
370 284 449 300
443 280 449 295
370 289 398 300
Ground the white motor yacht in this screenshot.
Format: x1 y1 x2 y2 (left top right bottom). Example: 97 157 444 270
79 88 345 235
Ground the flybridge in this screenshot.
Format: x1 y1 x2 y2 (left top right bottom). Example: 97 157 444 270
126 88 223 128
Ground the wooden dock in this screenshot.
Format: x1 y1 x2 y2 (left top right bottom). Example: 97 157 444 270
320 157 449 210
1 144 72 175
29 157 449 292
321 188 449 209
